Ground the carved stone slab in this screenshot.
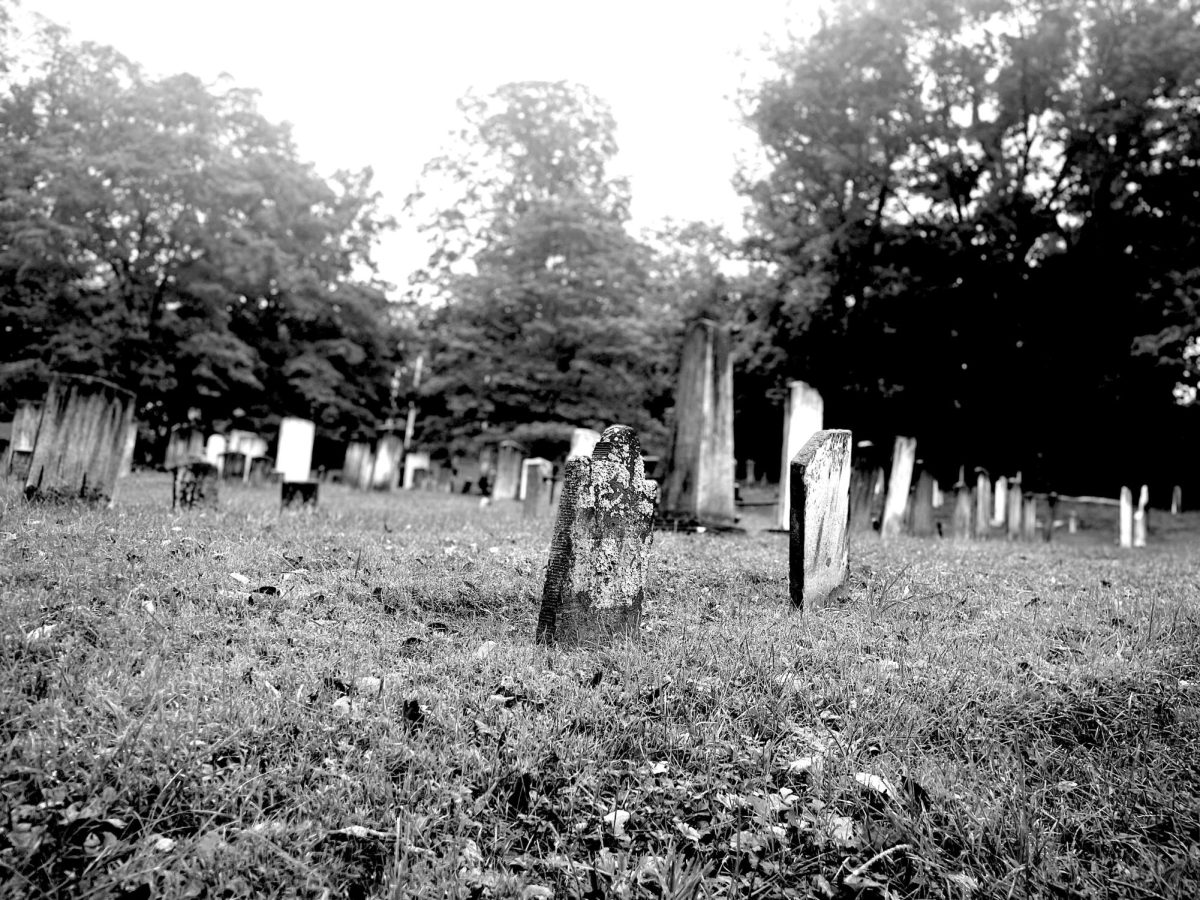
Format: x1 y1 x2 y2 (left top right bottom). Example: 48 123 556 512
789 429 852 610
881 436 915 541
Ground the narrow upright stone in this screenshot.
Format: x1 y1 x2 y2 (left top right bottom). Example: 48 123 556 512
24 375 136 504
1171 485 1182 515
952 484 973 540
1068 511 1079 533
4 401 41 480
974 472 991 538
119 423 137 477
523 461 547 520
881 437 917 540
910 471 936 537
776 381 823 530
1006 478 1023 540
493 440 525 500
1133 484 1148 548
276 418 315 483
569 428 602 460
662 319 736 527
789 430 851 610
1119 486 1133 548
371 434 403 489
1044 493 1058 542
535 425 657 647
1021 494 1038 542
520 457 552 501
992 476 1008 527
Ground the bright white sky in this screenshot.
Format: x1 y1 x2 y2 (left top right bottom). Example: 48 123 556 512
27 0 813 291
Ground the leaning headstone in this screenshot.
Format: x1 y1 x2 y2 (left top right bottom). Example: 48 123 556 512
1021 494 1038 542
24 375 136 504
493 440 525 500
1118 486 1133 548
974 472 991 538
568 427 602 460
276 418 315 483
403 450 432 489
519 457 553 501
1171 485 1182 515
371 434 403 490
535 425 657 648
1133 484 1148 548
788 429 851 610
952 483 973 540
281 481 319 509
1006 478 1023 540
881 437 917 540
4 401 41 480
910 471 936 537
992 476 1008 527
776 380 824 530
173 462 219 510
662 319 736 527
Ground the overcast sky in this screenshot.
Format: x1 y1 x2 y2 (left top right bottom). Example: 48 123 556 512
28 0 810 289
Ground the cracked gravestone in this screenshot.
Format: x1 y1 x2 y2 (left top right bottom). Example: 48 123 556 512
788 429 852 610
535 425 657 647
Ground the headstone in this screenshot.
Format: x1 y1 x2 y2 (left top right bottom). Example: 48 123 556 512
403 450 432 489
931 479 944 509
1044 493 1058 542
661 319 736 527
371 434 403 490
205 435 227 475
1118 486 1133 548
910 471 936 537
848 465 879 531
164 425 206 470
172 461 219 510
281 480 319 509
1020 494 1038 542
519 457 553 500
568 427 602 460
992 476 1008 527
275 417 315 483
492 440 524 500
1171 484 1182 515
776 381 824 530
1133 484 1148 548
453 455 481 494
221 451 247 480
535 425 657 647
952 484 973 540
881 436 917 540
248 456 275 485
342 442 371 489
974 473 991 538
4 401 40 480
24 375 136 504
1068 511 1079 533
788 429 851 610
229 430 268 482
1006 478 1022 540
119 423 137 477
523 460 549 520
744 459 756 484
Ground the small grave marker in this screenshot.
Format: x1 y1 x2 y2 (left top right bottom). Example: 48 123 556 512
910 471 936 537
788 429 851 610
992 476 1008 527
535 425 657 647
1118 486 1133 548
1020 494 1038 542
974 472 991 538
952 483 973 540
493 440 525 500
1006 477 1022 540
281 480 319 510
173 462 219 510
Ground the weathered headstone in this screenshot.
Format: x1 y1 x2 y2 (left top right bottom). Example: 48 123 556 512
535 425 657 647
881 436 917 541
848 465 880 532
172 462 219 510
1171 484 1182 515
1020 494 1038 542
776 381 824 530
1006 478 1023 540
788 429 851 610
248 456 275 485
221 451 247 481
519 457 553 501
661 319 736 527
24 375 136 504
164 425 206 471
1133 484 1149 548
974 472 991 538
1118 486 1133 548
281 480 319 509
4 401 41 481
992 476 1008 527
275 417 315 483
403 450 432 489
371 434 403 490
952 483 973 540
493 440 525 500
568 427 602 460
910 471 936 537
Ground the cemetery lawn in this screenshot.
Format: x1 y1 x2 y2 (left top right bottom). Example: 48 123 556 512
2 476 1198 900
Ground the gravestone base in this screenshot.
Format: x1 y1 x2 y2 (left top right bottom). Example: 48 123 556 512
281 480 319 510
173 462 219 510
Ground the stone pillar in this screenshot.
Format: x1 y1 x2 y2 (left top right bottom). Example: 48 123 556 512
164 425 205 470
1021 494 1038 542
275 418 315 483
662 319 736 527
974 473 991 538
952 484 973 540
789 430 851 609
776 380 824 530
910 471 936 537
881 436 917 541
403 450 432 489
568 428 602 460
1133 484 1148 548
493 440 524 500
535 425 657 647
1118 486 1133 548
992 476 1008 527
24 374 136 504
4 401 41 480
1171 485 1182 515
1006 478 1022 540
519 457 552 500
367 434 401 489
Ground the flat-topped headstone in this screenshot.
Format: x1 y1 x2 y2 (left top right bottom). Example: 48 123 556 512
910 471 936 537
1118 486 1133 548
403 450 432 489
281 480 319 510
523 460 549 520
493 440 524 500
661 318 736 527
952 484 973 540
118 422 137 477
848 464 880 532
24 375 136 505
992 476 1008 527
536 425 657 647
173 461 219 510
776 381 824 530
788 429 851 610
519 457 552 502
931 479 944 509
881 436 916 541
568 427 602 460
5 401 40 481
276 417 315 483
248 455 275 485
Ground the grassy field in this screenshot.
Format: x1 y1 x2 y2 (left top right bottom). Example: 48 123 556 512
1 474 1198 899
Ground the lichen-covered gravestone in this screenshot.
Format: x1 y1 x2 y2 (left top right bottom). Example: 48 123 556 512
535 425 658 647
789 429 852 610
